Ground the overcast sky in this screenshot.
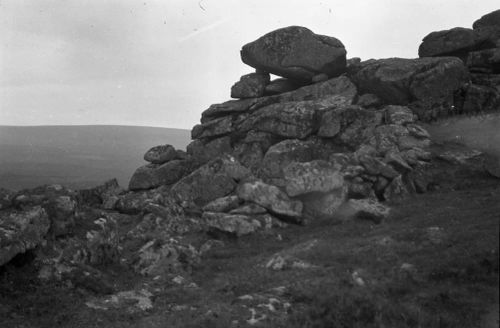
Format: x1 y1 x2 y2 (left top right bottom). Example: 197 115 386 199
1 1 498 129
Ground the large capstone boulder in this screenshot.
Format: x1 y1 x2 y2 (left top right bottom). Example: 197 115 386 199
231 72 270 99
171 155 250 208
351 57 469 115
237 180 303 223
241 26 346 82
0 206 50 266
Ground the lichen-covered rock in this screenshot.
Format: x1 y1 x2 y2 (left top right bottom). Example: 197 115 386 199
231 72 270 99
351 57 469 115
128 159 194 191
461 83 500 113
202 195 241 213
283 160 344 197
299 189 347 221
259 139 320 186
203 212 262 236
171 155 250 208
237 180 303 223
318 105 384 147
78 178 124 209
191 115 234 139
473 9 500 30
229 203 268 215
0 206 50 266
467 48 500 73
238 98 340 139
187 137 233 165
344 198 390 223
265 78 302 95
241 26 346 82
418 27 480 59
115 189 165 214
133 239 200 277
13 184 77 236
143 144 178 164
0 188 15 210
384 105 416 125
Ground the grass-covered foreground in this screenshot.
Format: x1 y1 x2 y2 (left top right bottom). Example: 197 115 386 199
1 178 498 328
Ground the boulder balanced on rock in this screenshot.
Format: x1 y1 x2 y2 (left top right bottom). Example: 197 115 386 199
241 26 347 83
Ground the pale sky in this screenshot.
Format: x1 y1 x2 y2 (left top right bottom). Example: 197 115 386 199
0 0 498 129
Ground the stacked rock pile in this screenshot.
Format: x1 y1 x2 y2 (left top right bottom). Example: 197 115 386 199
125 11 499 235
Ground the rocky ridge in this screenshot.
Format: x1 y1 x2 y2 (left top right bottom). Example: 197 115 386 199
1 10 499 327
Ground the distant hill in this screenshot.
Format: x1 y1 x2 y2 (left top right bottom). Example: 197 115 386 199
0 125 191 191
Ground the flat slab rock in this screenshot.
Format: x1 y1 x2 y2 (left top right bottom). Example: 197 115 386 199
237 180 303 223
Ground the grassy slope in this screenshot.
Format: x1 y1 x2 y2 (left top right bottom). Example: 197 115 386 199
0 125 191 190
1 178 498 328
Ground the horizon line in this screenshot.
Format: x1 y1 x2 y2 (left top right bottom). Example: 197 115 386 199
0 124 190 130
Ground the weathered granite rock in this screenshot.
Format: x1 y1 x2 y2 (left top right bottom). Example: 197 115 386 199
78 179 123 209
229 203 268 215
0 206 50 266
0 188 15 210
473 9 500 30
191 115 234 139
144 144 178 164
351 57 469 112
265 78 302 95
299 189 347 221
203 212 262 236
278 75 357 104
13 185 77 236
259 139 320 186
383 175 410 203
318 105 384 147
238 97 338 139
134 239 200 277
358 154 400 179
462 83 500 113
171 155 250 207
237 180 303 222
344 198 390 223
231 72 270 99
283 160 344 197
200 75 357 124
187 137 233 165
384 105 416 125
202 195 241 213
241 26 346 82
115 189 165 214
418 27 480 59
128 159 194 191
467 48 500 73
356 93 383 108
